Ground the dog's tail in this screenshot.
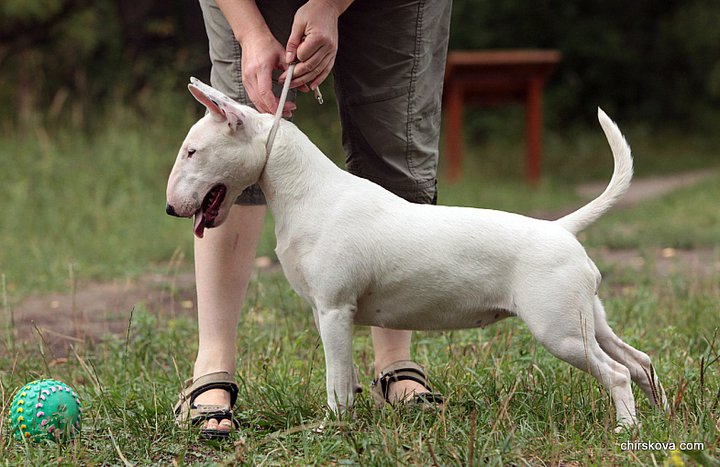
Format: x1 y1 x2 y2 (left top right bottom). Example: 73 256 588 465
555 108 634 235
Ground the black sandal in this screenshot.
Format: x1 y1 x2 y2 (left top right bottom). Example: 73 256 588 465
174 371 240 439
370 360 444 406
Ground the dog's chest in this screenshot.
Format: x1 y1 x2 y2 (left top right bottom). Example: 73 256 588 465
276 246 312 300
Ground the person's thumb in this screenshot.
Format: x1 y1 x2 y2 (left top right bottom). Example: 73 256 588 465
285 19 305 64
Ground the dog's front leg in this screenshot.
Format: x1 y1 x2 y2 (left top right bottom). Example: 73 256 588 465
316 304 356 416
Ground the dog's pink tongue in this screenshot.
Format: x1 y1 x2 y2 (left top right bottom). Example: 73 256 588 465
193 213 206 238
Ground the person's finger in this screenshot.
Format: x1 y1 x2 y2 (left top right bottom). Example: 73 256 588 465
281 102 296 118
289 53 330 86
283 101 297 116
280 35 325 83
290 49 326 80
285 18 306 64
280 55 327 90
309 56 335 90
289 53 333 89
295 34 325 63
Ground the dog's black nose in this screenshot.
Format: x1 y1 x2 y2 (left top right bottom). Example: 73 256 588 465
166 203 180 217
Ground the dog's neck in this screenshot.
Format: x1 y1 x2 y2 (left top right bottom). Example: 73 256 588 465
257 120 345 247
258 120 343 222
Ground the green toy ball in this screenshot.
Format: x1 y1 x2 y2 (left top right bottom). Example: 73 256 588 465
8 379 82 442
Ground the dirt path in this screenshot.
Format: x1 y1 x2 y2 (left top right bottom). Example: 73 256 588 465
531 169 715 220
6 271 198 354
7 171 718 356
575 169 713 209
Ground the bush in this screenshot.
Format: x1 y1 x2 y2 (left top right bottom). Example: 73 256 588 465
450 0 720 126
1 0 719 127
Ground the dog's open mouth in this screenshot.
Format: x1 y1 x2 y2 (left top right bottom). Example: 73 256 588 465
193 184 227 238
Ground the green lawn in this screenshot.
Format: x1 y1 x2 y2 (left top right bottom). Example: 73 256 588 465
1 265 717 465
1 102 718 464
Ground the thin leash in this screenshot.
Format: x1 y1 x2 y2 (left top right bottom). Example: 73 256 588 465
265 63 323 155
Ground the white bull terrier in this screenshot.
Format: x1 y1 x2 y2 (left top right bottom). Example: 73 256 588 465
166 78 668 429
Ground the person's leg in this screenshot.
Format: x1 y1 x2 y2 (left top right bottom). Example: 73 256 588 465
191 204 265 432
335 0 452 402
191 0 297 432
370 328 420 402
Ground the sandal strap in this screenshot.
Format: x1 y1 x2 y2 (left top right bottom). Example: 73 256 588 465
411 391 444 405
186 371 239 407
371 360 442 404
174 371 239 425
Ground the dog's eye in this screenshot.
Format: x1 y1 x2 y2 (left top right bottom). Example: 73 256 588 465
187 148 196 159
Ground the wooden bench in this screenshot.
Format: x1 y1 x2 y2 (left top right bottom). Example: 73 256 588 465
442 50 561 184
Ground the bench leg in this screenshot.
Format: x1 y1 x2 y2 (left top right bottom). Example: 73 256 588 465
525 77 543 185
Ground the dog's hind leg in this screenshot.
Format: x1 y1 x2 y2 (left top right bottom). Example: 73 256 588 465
523 298 638 429
592 296 668 411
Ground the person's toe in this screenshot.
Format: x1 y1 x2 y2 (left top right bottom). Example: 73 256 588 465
204 417 233 432
218 418 233 431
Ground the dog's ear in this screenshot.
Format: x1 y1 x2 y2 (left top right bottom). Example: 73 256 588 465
188 78 244 132
188 83 223 117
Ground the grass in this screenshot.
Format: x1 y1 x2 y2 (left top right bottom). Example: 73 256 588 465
0 267 718 465
0 95 719 464
582 174 720 249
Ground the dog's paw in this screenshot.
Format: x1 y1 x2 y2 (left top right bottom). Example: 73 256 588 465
614 419 641 434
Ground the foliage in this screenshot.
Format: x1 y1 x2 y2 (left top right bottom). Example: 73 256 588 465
2 0 720 127
450 0 720 125
0 0 208 125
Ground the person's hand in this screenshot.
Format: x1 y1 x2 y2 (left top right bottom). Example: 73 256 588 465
280 0 342 92
241 32 297 117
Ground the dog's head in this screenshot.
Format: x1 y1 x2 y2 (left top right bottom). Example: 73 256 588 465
166 78 269 238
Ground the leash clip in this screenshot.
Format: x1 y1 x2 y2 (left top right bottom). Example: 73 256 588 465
313 86 324 105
